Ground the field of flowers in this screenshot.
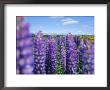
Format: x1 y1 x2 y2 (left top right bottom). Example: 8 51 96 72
17 31 94 74
16 16 94 74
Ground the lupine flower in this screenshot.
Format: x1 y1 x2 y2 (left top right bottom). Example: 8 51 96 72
79 38 92 74
16 21 34 74
84 39 94 74
89 43 94 74
66 33 78 74
33 31 46 74
48 37 57 74
20 29 34 74
45 36 51 74
56 36 63 74
16 16 23 74
60 39 66 73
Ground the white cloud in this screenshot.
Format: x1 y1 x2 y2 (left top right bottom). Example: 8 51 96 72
61 18 79 25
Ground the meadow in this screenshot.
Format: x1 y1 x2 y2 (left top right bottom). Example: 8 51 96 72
17 30 94 74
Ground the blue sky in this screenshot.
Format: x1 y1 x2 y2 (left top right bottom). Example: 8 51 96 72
24 16 94 35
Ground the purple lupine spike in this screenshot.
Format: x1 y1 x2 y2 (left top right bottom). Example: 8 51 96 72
49 37 57 74
89 43 94 74
16 22 23 74
85 39 94 74
17 23 34 74
16 44 22 72
60 39 66 73
34 31 46 74
79 39 87 74
20 32 34 74
66 33 78 74
79 38 90 74
16 16 34 74
45 36 51 74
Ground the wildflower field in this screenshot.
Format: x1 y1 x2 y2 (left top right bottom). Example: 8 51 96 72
16 16 94 74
